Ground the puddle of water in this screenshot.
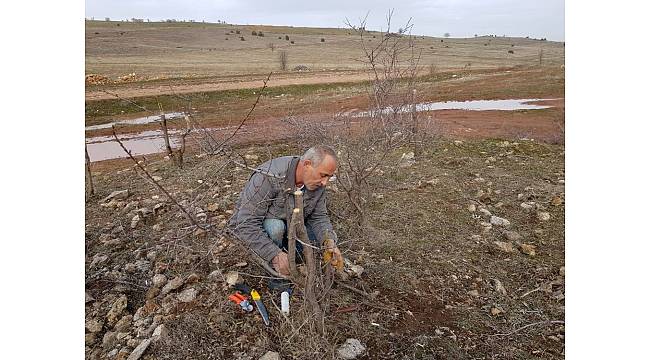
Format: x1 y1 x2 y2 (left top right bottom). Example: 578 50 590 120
86 126 236 162
86 130 181 162
85 112 186 131
353 98 556 117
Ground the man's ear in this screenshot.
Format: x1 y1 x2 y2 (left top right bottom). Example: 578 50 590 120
304 159 312 168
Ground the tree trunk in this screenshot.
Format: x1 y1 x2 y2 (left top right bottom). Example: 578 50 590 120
85 143 94 197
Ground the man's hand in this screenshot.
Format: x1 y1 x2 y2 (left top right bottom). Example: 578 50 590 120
271 251 290 276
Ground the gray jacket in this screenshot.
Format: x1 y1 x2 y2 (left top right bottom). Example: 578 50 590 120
229 156 338 262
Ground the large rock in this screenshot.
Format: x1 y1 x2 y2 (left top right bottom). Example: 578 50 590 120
126 338 151 360
337 338 366 360
151 324 169 342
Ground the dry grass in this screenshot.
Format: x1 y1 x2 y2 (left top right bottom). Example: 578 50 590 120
86 21 564 79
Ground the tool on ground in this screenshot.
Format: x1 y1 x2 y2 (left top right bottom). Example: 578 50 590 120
250 289 271 326
234 283 271 326
228 292 253 312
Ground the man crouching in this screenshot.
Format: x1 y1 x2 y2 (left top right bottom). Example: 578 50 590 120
229 145 343 277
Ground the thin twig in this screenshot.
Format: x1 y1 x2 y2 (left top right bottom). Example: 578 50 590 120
490 320 565 337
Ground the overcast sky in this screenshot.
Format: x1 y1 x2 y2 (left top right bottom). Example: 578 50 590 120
85 0 564 41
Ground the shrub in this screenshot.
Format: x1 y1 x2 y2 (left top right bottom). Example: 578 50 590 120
258 32 264 37
508 50 514 54
252 30 257 36
240 36 245 41
235 30 240 34
321 38 325 42
290 40 294 44
285 35 289 41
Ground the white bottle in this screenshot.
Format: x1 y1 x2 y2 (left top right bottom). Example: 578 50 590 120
281 290 290 315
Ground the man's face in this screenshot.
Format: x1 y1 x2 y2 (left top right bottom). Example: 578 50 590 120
303 155 337 191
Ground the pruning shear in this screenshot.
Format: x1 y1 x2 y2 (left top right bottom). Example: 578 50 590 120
228 292 253 312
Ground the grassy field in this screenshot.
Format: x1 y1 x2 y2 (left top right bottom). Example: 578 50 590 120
86 20 564 80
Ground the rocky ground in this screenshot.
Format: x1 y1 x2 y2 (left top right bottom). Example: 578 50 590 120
85 137 564 359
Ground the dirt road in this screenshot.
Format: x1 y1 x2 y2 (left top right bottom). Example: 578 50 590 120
85 71 370 101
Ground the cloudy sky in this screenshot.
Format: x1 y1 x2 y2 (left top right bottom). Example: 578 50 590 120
85 0 565 41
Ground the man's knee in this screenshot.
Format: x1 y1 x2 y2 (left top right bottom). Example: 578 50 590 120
263 219 286 246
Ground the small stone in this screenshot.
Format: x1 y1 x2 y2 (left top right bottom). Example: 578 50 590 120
469 235 482 242
186 273 200 283
86 318 104 333
244 154 259 161
537 212 551 221
551 196 563 206
160 276 184 296
152 176 163 181
124 263 136 273
467 290 480 297
101 190 129 204
398 152 415 167
207 203 220 212
86 291 95 303
490 307 504 316
467 204 476 212
479 208 492 217
151 324 169 342
492 279 507 295
503 231 522 242
233 262 248 268
130 215 141 229
85 333 97 346
348 264 364 278
152 274 167 288
494 241 514 253
102 331 118 350
259 351 280 360
520 202 535 211
559 266 565 276
337 338 366 360
519 243 537 256
194 228 207 238
152 224 163 232
106 295 128 325
90 254 109 269
178 288 198 303
145 286 160 300
126 338 151 360
225 271 242 286
490 216 511 227
115 315 133 332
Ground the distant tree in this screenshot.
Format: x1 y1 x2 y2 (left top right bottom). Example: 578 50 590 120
444 32 450 38
105 17 110 21
285 35 289 41
279 50 288 71
474 34 478 37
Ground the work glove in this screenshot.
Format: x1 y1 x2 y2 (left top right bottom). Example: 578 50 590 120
322 238 344 271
